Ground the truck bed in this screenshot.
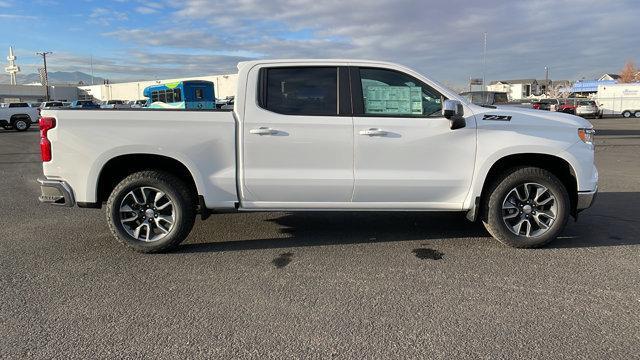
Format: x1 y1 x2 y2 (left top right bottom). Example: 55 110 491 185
41 109 238 208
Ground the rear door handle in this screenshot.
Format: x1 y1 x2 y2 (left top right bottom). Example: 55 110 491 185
359 128 388 136
249 127 277 135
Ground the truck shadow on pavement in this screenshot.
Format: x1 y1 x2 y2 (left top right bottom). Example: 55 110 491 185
180 211 488 253
178 192 640 253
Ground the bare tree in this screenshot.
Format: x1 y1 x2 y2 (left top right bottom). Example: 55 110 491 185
546 82 573 99
619 60 639 83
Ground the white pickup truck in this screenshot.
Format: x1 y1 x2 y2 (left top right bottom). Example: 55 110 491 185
38 59 598 253
0 102 39 131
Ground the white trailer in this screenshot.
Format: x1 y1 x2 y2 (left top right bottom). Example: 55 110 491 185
596 83 640 118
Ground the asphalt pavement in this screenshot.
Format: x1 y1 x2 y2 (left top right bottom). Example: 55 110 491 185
0 119 638 359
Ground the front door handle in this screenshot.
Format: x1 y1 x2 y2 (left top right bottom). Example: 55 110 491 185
249 127 277 135
359 128 388 136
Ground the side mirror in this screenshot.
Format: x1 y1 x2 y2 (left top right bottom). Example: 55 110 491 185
442 99 466 130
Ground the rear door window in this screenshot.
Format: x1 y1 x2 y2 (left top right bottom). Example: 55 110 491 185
259 67 338 116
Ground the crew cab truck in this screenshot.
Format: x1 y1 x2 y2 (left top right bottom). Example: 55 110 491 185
0 102 39 131
38 59 598 253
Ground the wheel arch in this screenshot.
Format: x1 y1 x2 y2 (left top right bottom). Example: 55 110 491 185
95 153 200 206
475 153 578 220
10 113 32 123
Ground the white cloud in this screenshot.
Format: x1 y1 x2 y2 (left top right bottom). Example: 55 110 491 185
89 7 129 26
135 6 158 14
57 0 636 83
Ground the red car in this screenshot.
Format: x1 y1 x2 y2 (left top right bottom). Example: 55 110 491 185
557 99 577 114
532 98 560 111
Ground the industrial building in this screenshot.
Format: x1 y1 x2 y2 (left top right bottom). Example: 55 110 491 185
0 84 79 103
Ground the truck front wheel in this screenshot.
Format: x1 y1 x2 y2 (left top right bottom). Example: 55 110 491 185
483 167 570 248
106 170 196 253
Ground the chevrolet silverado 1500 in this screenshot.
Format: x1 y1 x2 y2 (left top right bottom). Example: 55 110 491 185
38 59 598 252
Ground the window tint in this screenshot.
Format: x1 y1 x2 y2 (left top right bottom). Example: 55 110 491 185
359 68 442 117
195 88 204 100
9 103 28 108
263 67 338 115
174 89 182 102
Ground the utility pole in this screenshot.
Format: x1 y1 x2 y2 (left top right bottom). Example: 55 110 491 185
36 51 53 101
90 55 94 85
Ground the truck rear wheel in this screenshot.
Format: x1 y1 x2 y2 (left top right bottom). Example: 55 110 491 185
482 167 570 248
11 116 30 132
106 170 196 253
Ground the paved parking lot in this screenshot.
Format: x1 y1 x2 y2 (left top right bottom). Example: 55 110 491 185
1 119 639 359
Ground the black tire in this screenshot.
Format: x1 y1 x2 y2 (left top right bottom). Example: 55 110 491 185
106 170 196 253
482 167 570 248
12 117 30 132
622 110 632 118
634 111 640 118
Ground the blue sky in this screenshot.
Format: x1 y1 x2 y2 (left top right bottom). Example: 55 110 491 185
2 0 639 86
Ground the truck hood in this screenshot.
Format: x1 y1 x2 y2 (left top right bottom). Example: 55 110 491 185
472 104 594 129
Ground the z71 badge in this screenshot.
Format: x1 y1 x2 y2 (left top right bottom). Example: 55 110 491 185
483 114 512 121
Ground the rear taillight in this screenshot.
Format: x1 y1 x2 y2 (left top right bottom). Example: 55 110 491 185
39 117 56 162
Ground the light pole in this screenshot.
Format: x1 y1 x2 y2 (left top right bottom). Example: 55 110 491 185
482 32 487 91
544 66 549 96
36 51 52 101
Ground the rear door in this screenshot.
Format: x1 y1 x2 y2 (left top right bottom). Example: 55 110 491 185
240 65 354 207
350 66 476 209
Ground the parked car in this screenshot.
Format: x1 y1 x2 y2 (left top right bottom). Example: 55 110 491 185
459 91 509 106
557 99 577 114
128 100 147 108
216 96 235 109
38 59 597 253
40 101 65 109
101 100 130 109
69 100 100 109
0 102 39 131
532 98 560 111
575 100 599 118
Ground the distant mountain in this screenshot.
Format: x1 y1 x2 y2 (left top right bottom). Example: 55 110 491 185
0 71 105 86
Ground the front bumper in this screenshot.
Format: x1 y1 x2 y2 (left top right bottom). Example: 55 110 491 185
37 178 75 207
576 187 597 211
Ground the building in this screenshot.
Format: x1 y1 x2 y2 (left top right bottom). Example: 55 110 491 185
486 79 544 100
0 84 79 103
79 73 238 102
598 73 620 81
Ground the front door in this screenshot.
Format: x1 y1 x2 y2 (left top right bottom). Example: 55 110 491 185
241 66 354 208
351 67 477 209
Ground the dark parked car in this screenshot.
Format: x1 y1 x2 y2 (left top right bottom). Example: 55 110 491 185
69 100 100 109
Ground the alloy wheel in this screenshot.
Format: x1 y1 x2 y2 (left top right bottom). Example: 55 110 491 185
119 186 175 242
502 182 558 238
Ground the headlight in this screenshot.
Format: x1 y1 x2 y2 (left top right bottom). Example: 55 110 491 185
578 128 595 145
